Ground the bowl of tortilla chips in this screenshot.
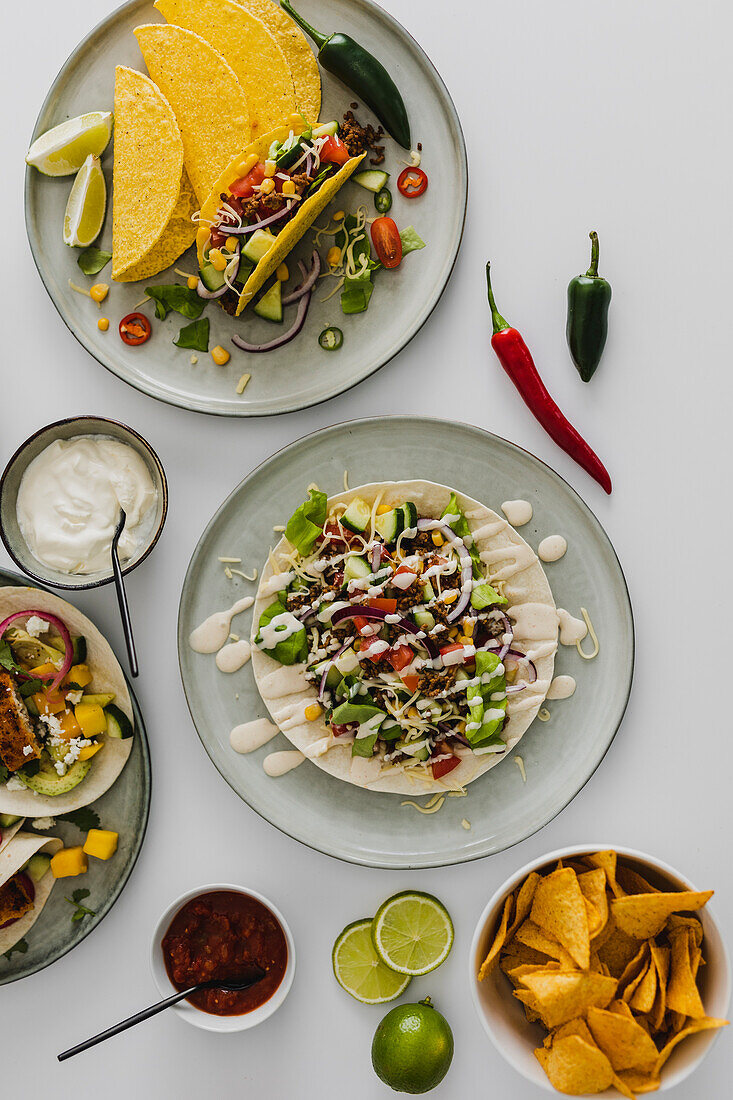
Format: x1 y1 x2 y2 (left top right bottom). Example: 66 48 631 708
470 846 730 1097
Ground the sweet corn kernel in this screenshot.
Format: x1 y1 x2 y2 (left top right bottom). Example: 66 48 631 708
90 282 109 303
225 236 238 252
237 153 259 175
376 504 392 515
97 317 109 331
327 246 341 267
462 619 475 637
209 248 227 272
442 590 459 604
78 742 103 761
281 179 296 196
263 159 277 177
83 829 119 860
276 263 289 282
50 846 88 879
431 531 444 546
259 177 276 195
211 345 230 366
187 275 199 290
333 210 345 221
448 626 460 639
196 225 210 250
458 635 471 646
305 703 322 721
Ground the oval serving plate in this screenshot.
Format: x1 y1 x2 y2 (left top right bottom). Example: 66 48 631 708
0 568 151 984
25 0 467 416
178 417 634 869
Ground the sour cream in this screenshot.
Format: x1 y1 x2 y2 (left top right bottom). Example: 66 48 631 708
17 436 156 575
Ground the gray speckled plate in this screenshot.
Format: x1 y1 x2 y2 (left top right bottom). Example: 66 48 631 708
177 417 634 868
25 0 466 416
0 569 151 984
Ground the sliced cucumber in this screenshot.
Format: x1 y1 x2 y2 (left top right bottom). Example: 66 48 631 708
400 503 418 536
312 120 338 138
25 695 39 718
105 704 134 740
71 635 87 663
421 579 436 603
27 853 51 883
254 280 282 323
0 813 21 828
353 169 389 193
199 259 226 292
20 755 91 797
395 738 429 761
311 659 342 691
374 507 404 545
341 497 372 533
344 555 372 582
413 607 435 631
242 228 276 264
335 646 359 675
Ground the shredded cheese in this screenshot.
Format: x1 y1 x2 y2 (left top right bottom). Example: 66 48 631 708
219 557 242 563
514 755 527 783
538 707 551 722
401 796 446 815
576 607 600 660
236 373 251 395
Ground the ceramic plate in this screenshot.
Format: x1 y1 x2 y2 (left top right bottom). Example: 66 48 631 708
0 569 151 983
25 0 467 416
178 417 634 868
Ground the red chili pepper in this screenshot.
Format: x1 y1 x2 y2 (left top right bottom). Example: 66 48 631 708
397 166 428 198
486 262 612 494
119 312 152 346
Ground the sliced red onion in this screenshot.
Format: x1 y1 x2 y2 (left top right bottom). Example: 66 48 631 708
318 640 352 701
416 519 472 622
281 250 321 306
220 203 292 234
370 542 381 573
330 605 439 659
232 290 312 353
0 611 73 691
196 249 240 300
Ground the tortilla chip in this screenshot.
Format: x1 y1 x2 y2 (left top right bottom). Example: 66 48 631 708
478 894 513 980
535 1034 615 1094
579 869 609 938
115 170 197 281
648 943 670 1032
585 850 623 898
514 970 617 1029
531 868 590 969
235 0 321 119
610 891 713 940
597 919 644 978
508 871 541 937
134 23 252 205
500 944 550 973
629 958 658 1014
616 866 661 895
154 0 296 138
587 1006 659 1072
667 913 703 948
506 962 560 987
666 927 705 1018
112 66 186 279
548 1018 596 1046
514 919 577 968
653 1017 729 1075
615 1069 661 1095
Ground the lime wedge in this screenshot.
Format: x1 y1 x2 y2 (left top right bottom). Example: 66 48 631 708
63 155 106 248
26 111 113 177
372 892 454 976
333 919 412 1004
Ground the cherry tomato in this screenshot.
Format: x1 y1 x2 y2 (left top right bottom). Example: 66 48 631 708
367 597 397 614
387 644 413 673
431 744 461 780
119 313 152 346
229 162 266 198
440 642 469 667
397 167 428 198
370 216 403 269
319 135 350 166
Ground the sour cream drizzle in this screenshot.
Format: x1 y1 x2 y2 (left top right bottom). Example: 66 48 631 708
230 718 278 753
215 639 252 673
189 597 254 653
547 675 577 699
263 750 305 776
501 500 533 526
557 608 588 646
538 535 567 562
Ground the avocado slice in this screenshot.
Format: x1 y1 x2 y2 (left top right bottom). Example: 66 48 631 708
19 755 91 797
27 853 51 883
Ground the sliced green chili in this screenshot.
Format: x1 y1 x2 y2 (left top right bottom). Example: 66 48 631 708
374 188 392 214
318 326 344 351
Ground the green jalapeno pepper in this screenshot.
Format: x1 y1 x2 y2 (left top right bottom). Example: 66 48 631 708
280 1 411 149
566 231 612 382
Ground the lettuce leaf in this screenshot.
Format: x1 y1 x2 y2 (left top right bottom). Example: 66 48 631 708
285 489 327 554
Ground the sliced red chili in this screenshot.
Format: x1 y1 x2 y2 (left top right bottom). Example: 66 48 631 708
397 167 428 198
119 312 152 346
370 216 403 269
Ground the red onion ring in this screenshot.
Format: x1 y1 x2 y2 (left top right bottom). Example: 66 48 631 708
219 203 292 234
281 251 321 306
330 605 439 659
232 290 312 353
0 611 73 691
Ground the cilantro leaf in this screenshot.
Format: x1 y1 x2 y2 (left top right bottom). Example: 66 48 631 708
72 888 90 904
59 807 100 832
174 317 210 352
145 284 205 321
3 937 28 960
0 639 23 674
78 247 112 276
65 890 96 922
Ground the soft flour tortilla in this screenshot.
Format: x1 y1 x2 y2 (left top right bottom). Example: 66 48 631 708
0 588 134 816
251 481 559 795
0 817 24 855
0 832 62 955
197 126 364 312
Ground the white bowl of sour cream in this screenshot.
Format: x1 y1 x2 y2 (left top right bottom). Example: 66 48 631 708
0 416 167 589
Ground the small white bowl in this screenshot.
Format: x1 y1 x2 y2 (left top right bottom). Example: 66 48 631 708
150 883 295 1033
469 844 730 1094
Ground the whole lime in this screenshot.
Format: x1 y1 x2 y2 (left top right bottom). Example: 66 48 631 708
371 997 454 1094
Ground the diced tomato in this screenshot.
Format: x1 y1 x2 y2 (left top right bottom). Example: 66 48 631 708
229 162 266 198
331 723 354 736
357 637 384 661
319 135 350 166
401 673 419 693
432 744 461 781
353 617 378 637
387 644 413 672
392 563 418 589
439 642 469 667
370 216 403 269
367 597 397 614
318 522 358 548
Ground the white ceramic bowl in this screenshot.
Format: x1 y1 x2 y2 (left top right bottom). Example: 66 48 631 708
469 845 730 1094
150 883 295 1033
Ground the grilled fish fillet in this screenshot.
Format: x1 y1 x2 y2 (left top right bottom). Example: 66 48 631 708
0 872 34 925
0 668 41 773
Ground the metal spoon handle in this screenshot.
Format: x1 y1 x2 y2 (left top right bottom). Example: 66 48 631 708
111 516 138 678
57 985 198 1061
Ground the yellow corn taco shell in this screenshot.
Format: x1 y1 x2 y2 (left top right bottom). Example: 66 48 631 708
134 24 252 205
197 126 364 313
235 0 321 120
112 66 195 280
154 0 296 139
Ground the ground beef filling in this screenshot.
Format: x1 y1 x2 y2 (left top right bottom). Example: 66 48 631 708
341 110 386 165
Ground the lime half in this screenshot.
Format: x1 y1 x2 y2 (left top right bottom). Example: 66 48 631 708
26 111 113 176
333 919 412 1004
372 892 454 976
63 155 106 248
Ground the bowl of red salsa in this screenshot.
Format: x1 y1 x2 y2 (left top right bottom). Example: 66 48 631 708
150 884 295 1032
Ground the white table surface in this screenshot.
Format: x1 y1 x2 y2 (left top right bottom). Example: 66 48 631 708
2 0 731 1094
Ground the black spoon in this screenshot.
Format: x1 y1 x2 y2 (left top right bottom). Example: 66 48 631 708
111 509 138 678
58 965 266 1060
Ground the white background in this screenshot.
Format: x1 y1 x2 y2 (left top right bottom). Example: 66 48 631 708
2 0 731 1095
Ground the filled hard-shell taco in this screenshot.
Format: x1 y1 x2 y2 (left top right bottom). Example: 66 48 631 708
0 588 134 816
0 832 62 956
251 481 559 794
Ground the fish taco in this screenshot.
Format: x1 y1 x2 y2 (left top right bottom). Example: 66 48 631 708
251 481 559 794
0 588 134 816
195 118 365 313
0 832 62 956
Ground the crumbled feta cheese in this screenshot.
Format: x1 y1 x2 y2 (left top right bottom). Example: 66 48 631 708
66 690 83 705
5 775 26 791
39 713 64 741
32 817 55 830
22 744 34 756
25 616 50 639
54 761 66 776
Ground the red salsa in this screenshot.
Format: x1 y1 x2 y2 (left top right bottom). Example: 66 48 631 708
161 890 288 1016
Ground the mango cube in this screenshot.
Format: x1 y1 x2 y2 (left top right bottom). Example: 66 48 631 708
66 663 92 688
50 846 88 879
83 829 118 861
78 741 103 761
74 702 107 737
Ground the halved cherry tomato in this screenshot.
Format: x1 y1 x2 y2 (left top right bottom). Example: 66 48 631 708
432 743 461 780
401 673 420 693
229 162 266 198
319 135 350 166
370 216 403 269
387 644 413 672
119 313 152 346
397 167 428 198
367 597 397 614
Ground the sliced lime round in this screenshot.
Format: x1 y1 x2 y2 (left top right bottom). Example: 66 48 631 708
372 891 454 976
332 918 412 1004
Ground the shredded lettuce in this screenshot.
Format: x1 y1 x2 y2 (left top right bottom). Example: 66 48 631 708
284 489 327 554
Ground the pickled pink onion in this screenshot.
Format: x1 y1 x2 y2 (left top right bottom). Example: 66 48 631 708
0 610 73 691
